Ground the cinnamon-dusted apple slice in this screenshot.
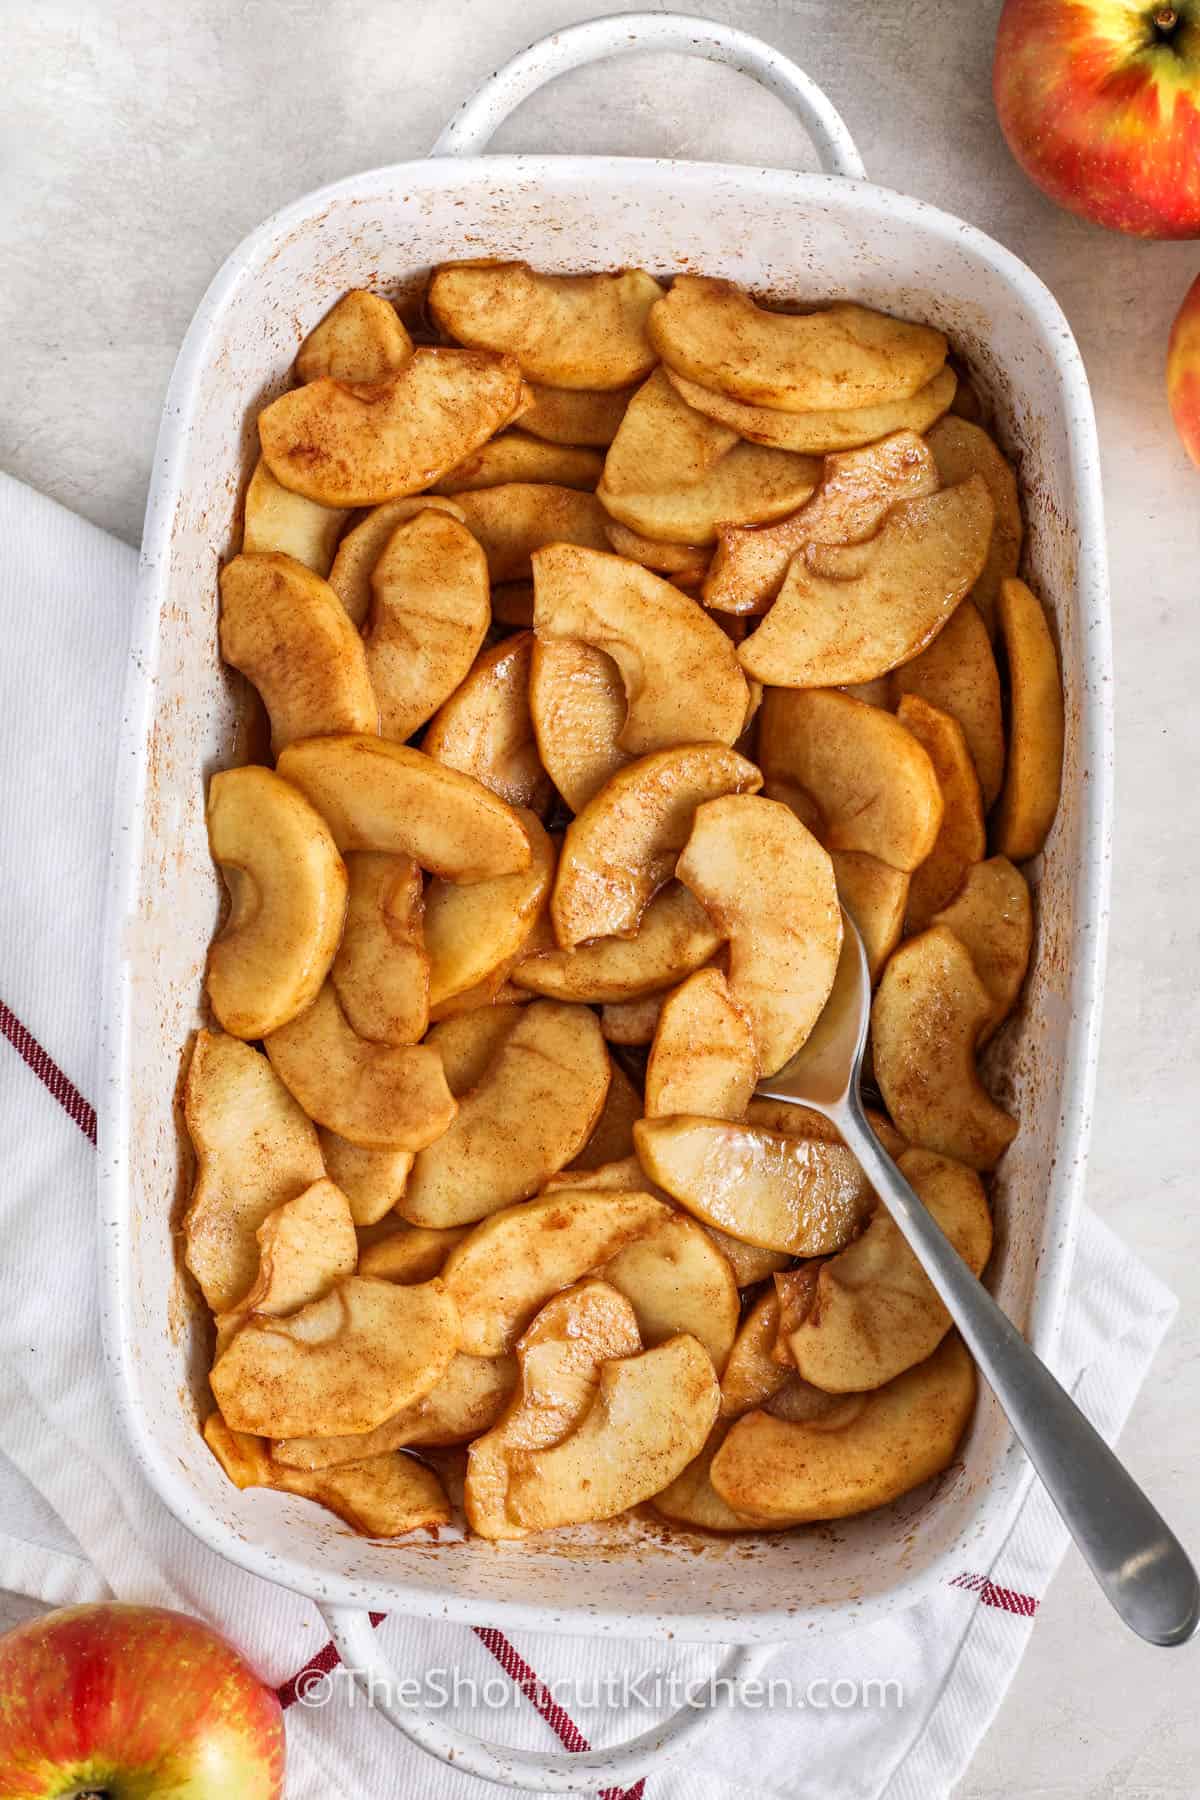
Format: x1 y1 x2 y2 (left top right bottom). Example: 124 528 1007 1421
652 1421 767 1532
295 290 413 384
644 966 758 1120
703 430 939 616
603 520 710 577
930 857 1032 1038
926 417 1021 633
241 460 349 577
276 736 531 880
720 1288 792 1418
663 364 956 452
358 1224 471 1284
829 851 909 984
424 1006 522 1096
265 983 456 1151
272 1349 514 1471
214 1178 358 1351
552 745 761 948
992 578 1065 861
520 383 635 446
443 1188 671 1356
464 1279 643 1539
506 1333 720 1529
739 479 994 688
649 278 948 412
889 600 1005 808
424 811 553 1008
210 1274 460 1437
896 695 986 930
432 431 602 494
327 496 467 628
205 765 347 1040
533 544 749 752
784 1150 992 1393
423 633 552 814
364 510 490 741
399 1001 610 1227
872 926 1018 1170
513 882 723 1003
709 1334 976 1524
258 347 526 506
204 1415 451 1536
678 795 841 1073
570 1059 642 1169
758 688 943 872
633 1115 871 1255
528 638 630 814
330 853 427 1046
604 1212 740 1373
601 994 664 1046
183 1032 325 1315
318 1130 413 1227
453 484 610 582
597 366 737 492
429 263 664 389
218 553 377 753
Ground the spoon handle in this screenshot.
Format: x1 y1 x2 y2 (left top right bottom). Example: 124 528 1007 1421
837 1091 1199 1647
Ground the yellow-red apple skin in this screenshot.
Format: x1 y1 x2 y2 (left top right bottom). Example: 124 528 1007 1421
994 0 1200 238
1168 274 1200 465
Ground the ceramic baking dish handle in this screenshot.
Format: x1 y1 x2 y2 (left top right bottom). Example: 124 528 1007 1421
322 1604 771 1792
430 10 867 179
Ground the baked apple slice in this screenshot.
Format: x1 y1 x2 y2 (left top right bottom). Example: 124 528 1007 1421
453 484 610 582
889 600 1005 809
720 1288 792 1419
423 632 552 815
214 1178 358 1351
600 994 664 1046
272 1349 514 1471
604 1212 740 1373
218 553 377 753
652 1421 767 1532
926 417 1022 634
519 382 635 445
424 1006 522 1096
330 853 427 1046
604 520 710 577
205 764 347 1040
317 1129 413 1227
357 1224 471 1285
528 637 630 814
828 850 909 985
896 695 986 929
429 263 664 388
512 882 723 1003
991 578 1064 861
364 510 490 741
432 431 602 494
571 1058 642 1169
295 290 413 384
643 966 758 1120
930 856 1032 1038
241 460 348 577
663 364 956 452
327 496 467 628
424 811 552 1008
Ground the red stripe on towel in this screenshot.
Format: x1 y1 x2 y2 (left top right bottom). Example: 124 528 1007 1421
0 1000 97 1142
951 1571 1039 1616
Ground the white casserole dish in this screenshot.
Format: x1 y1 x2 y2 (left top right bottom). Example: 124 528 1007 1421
98 12 1113 1790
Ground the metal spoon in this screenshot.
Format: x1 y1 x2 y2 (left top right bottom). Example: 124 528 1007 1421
754 908 1199 1647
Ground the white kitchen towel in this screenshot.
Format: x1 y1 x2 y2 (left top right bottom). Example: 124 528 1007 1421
0 470 1179 1800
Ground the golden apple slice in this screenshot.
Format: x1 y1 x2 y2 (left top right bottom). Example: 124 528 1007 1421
872 926 1017 1170
399 1001 610 1226
295 290 413 384
533 544 749 752
829 850 909 984
896 695 986 929
784 1149 992 1392
604 1212 739 1373
528 637 630 813
423 633 552 814
275 736 531 880
432 431 602 494
552 745 761 948
649 278 948 412
770 1264 825 1364
364 510 490 741
272 1350 514 1471
265 983 456 1151
703 430 939 615
709 1334 976 1523
604 520 710 576
318 1129 413 1227
327 496 467 628
520 383 635 445
513 882 723 1003
465 1279 642 1540
258 347 526 506
358 1223 471 1283
330 853 426 1047
428 263 663 389
634 1115 871 1255
424 813 552 1007
678 795 841 1073
926 417 1021 633
241 459 349 577
214 1177 358 1351
739 479 994 688
930 856 1032 1037
601 994 663 1045
758 688 943 872
452 484 610 582
570 1058 642 1169
663 364 956 452
218 553 377 753
708 1236 793 1288
720 1288 791 1418
210 1275 460 1437
652 1421 766 1531
424 1006 522 1096
442 1190 672 1355
992 578 1064 861
204 765 347 1040
598 367 737 492
506 1333 720 1529
889 600 1005 808
183 1032 325 1315
644 966 758 1120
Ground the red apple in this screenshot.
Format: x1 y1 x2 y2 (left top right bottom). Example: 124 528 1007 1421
994 0 1200 237
0 1603 284 1798
1168 273 1200 462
